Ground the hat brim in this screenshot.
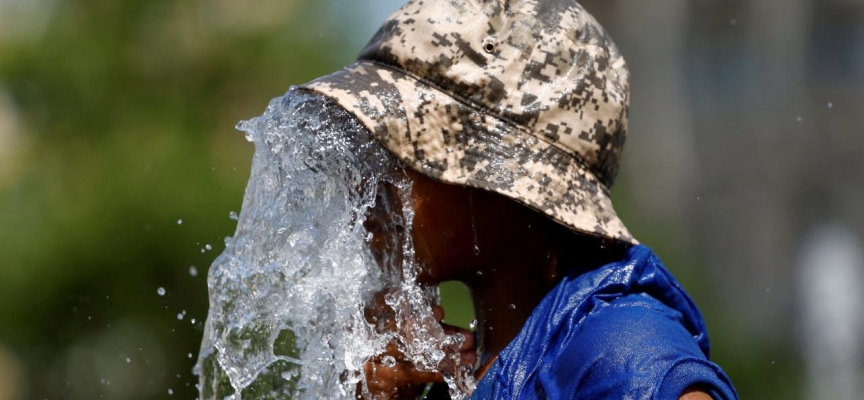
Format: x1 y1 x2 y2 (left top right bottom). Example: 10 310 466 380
300 61 635 245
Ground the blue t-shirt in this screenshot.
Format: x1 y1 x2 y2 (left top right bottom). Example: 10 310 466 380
471 245 738 400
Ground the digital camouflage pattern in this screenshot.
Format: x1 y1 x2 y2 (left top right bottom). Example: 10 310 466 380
300 0 635 244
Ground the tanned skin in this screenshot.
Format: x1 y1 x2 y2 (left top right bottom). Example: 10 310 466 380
360 169 712 400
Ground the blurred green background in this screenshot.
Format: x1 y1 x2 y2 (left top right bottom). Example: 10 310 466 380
1 0 863 399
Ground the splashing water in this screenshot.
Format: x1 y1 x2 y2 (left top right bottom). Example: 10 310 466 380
195 89 474 399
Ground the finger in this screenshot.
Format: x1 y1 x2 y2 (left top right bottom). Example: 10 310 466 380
459 348 478 367
366 358 446 382
371 345 448 383
364 360 445 394
364 290 398 332
366 311 397 333
440 323 475 351
384 341 402 358
432 305 445 322
404 366 445 384
373 289 394 306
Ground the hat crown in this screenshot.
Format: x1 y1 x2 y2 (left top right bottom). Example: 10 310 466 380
359 0 629 188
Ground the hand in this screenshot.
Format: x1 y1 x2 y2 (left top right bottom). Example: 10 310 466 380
358 289 477 399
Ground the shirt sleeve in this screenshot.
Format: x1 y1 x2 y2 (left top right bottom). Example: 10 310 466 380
535 294 738 400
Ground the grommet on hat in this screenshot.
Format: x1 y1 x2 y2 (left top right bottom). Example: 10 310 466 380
300 0 635 245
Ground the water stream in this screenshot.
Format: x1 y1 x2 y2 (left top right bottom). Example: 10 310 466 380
194 89 473 399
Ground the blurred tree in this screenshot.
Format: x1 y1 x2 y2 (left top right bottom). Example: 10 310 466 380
0 0 346 398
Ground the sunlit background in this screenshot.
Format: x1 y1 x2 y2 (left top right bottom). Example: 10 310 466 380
1 0 862 399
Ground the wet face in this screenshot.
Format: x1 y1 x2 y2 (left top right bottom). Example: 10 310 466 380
364 168 551 285
406 170 481 284
363 169 478 284
362 178 410 281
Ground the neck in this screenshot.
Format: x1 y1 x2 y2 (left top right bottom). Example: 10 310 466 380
462 254 560 377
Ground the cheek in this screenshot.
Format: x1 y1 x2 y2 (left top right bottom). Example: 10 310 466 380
363 183 410 279
411 199 473 274
410 210 439 266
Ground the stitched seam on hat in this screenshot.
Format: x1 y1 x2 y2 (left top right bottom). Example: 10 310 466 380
359 59 611 192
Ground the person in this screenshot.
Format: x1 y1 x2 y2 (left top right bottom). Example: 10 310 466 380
297 0 739 398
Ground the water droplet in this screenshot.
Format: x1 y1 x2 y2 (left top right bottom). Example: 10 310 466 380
188 353 193 359
431 349 445 363
729 18 737 26
191 318 196 324
205 244 212 251
476 271 483 276
508 304 516 310
177 219 183 225
125 357 131 363
168 388 173 395
469 191 480 255
157 287 166 296
229 211 239 221
771 360 776 365
177 313 185 321
796 117 803 123
381 355 396 368
828 102 833 109
189 266 198 277
287 231 312 248
469 319 477 330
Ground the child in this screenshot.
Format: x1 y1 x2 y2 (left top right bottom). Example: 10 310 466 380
300 0 738 398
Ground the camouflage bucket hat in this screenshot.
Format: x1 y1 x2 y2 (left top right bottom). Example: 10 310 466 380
300 0 635 244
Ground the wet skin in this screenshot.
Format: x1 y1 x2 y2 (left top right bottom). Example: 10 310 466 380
361 169 712 400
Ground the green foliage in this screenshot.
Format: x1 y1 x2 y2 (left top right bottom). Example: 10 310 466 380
0 0 347 398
